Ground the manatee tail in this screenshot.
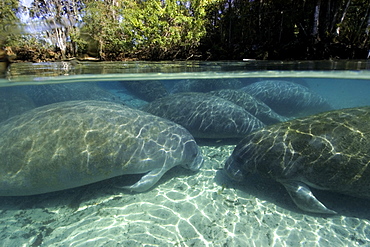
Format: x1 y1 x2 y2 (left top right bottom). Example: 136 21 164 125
117 168 166 192
282 181 337 215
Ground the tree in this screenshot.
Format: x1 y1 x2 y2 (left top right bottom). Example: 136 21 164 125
3 0 370 60
79 0 213 60
122 0 210 59
201 0 370 59
0 0 22 47
0 0 23 64
29 0 83 58
78 0 129 59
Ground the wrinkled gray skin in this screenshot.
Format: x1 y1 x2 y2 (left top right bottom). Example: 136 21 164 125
208 89 288 125
142 92 265 139
0 100 203 196
225 107 370 214
241 80 332 117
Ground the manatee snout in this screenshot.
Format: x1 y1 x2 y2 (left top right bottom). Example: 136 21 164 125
224 155 245 182
181 140 204 171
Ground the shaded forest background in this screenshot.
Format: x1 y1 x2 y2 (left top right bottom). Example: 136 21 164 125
1 0 370 62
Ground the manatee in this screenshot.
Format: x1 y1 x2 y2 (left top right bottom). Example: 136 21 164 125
121 80 168 102
141 92 265 139
0 100 203 196
225 106 370 214
241 80 332 117
208 89 288 125
16 82 119 107
171 78 242 93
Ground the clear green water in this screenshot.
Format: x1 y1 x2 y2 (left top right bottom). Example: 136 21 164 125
3 60 370 84
0 61 370 246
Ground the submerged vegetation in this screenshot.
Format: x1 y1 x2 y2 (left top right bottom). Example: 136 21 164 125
1 0 370 61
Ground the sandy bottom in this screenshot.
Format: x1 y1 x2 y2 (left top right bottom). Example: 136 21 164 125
0 144 369 247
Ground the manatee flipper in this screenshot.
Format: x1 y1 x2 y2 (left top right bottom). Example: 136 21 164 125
282 181 337 214
120 168 167 192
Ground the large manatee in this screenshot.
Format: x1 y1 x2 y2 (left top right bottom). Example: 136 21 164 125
225 106 370 214
0 100 203 196
207 89 288 125
241 80 332 117
141 92 265 139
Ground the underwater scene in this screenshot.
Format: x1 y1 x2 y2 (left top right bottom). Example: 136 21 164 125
1 61 370 246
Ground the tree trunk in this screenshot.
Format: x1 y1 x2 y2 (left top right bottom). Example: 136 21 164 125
336 0 351 35
312 0 321 40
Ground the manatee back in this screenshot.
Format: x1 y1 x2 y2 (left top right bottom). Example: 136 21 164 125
228 107 370 198
142 92 265 139
208 89 287 124
241 80 332 117
0 100 201 196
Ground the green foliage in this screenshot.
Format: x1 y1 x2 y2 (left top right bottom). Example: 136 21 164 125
77 0 129 59
3 0 370 60
78 0 212 60
122 0 209 59
0 0 22 47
